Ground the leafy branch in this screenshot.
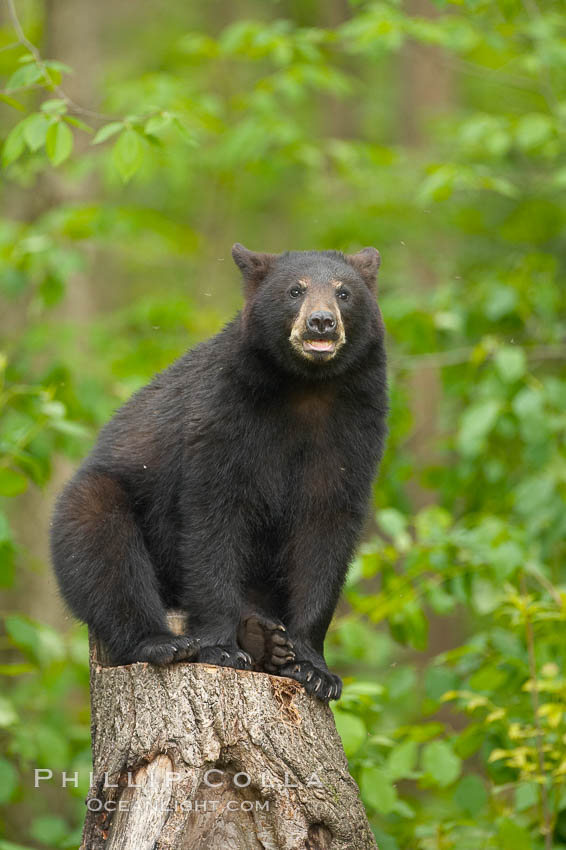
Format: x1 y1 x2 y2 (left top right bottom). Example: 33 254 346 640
4 0 113 120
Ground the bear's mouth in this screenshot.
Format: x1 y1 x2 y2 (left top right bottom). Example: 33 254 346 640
302 339 336 354
290 326 345 362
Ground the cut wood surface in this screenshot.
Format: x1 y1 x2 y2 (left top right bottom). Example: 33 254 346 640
81 614 378 850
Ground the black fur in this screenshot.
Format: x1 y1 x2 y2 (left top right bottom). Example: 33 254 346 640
50 246 388 701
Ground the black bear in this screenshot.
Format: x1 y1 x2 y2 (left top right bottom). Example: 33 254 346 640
50 244 388 702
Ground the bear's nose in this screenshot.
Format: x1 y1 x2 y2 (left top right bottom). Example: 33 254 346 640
306 311 336 335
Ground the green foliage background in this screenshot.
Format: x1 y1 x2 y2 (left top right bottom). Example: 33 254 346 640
1 0 565 847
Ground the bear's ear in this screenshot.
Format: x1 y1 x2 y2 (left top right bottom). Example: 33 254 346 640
345 247 381 292
232 243 278 294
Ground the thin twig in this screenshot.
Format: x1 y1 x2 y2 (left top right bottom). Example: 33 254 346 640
525 562 563 608
0 41 20 54
5 0 116 121
520 572 553 849
411 39 542 96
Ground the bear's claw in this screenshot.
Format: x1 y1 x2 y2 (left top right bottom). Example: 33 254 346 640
278 660 342 702
198 645 253 670
130 634 200 666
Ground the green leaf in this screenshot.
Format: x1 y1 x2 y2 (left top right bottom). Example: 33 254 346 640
408 605 429 651
333 710 366 756
0 542 16 588
360 766 398 814
391 798 415 819
340 681 384 698
491 540 524 580
40 98 67 114
145 112 172 135
418 164 456 202
485 285 517 320
391 603 429 651
426 583 455 614
425 666 458 702
173 117 198 146
388 665 417 699
513 388 543 421
29 815 69 845
22 113 50 152
0 94 25 111
415 506 451 543
45 121 73 166
515 782 538 812
0 663 34 675
49 418 90 438
92 121 123 144
454 723 485 758
38 273 65 307
41 400 66 418
516 113 553 151
421 740 461 787
0 512 12 543
453 774 487 815
457 399 500 457
469 663 506 692
371 828 400 850
376 508 410 549
494 346 526 383
35 724 70 766
0 696 18 727
497 818 532 850
2 121 26 166
5 63 43 93
387 740 418 780
112 129 143 181
471 577 501 615
43 60 73 75
5 615 40 661
0 758 18 803
5 614 65 666
0 468 28 497
65 116 93 133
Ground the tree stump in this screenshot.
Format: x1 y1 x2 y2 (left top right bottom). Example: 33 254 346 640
81 614 378 850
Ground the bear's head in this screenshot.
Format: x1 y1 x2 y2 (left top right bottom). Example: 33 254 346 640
232 244 383 378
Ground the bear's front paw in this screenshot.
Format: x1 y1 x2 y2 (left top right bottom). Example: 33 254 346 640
131 634 199 666
278 660 342 702
198 645 253 670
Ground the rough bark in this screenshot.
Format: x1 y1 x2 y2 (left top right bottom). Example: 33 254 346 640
81 614 377 850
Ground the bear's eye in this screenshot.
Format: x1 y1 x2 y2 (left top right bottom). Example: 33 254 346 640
289 286 303 298
337 289 350 301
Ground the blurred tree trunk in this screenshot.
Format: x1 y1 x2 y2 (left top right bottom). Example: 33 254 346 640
44 0 101 201
399 2 465 666
400 0 453 508
400 0 453 147
10 0 101 626
319 0 354 140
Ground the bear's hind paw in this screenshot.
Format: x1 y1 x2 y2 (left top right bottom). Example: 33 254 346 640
237 614 295 672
